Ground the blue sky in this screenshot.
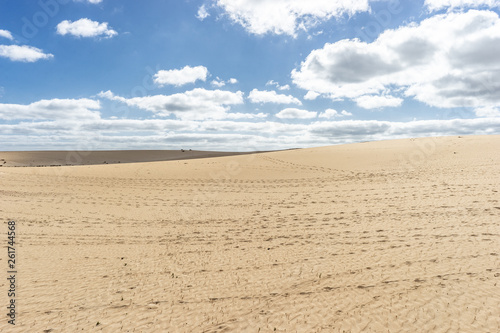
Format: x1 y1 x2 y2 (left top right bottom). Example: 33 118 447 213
1 0 500 150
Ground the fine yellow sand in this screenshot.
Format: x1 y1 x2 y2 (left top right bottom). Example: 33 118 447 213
0 135 499 332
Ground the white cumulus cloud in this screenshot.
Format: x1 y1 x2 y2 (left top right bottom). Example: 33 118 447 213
154 65 208 87
248 89 302 105
214 0 370 36
292 10 500 111
56 18 117 38
98 88 244 120
0 45 53 62
276 108 317 119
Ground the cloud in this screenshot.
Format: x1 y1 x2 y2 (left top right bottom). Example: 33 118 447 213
292 10 500 111
74 0 103 4
356 95 403 109
211 77 238 87
153 65 208 87
214 0 370 36
0 94 499 151
248 89 302 105
197 4 210 20
211 80 225 87
224 112 268 119
211 77 226 87
266 80 290 90
425 0 500 11
308 118 500 139
96 90 115 100
0 98 100 120
98 88 244 120
276 108 317 119
475 106 500 117
318 109 352 119
0 29 13 40
56 18 117 38
304 91 320 100
0 45 53 62
4 114 499 151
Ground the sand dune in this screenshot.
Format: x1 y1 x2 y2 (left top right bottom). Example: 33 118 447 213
0 135 499 332
0 149 275 167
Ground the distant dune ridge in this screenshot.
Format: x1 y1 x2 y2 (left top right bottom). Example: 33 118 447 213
0 149 274 167
0 135 499 332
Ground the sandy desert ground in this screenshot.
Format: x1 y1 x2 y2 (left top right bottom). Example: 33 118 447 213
0 135 499 332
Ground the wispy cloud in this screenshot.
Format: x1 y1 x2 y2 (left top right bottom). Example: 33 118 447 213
75 0 104 4
196 4 210 20
356 95 403 109
266 80 290 91
249 89 302 105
